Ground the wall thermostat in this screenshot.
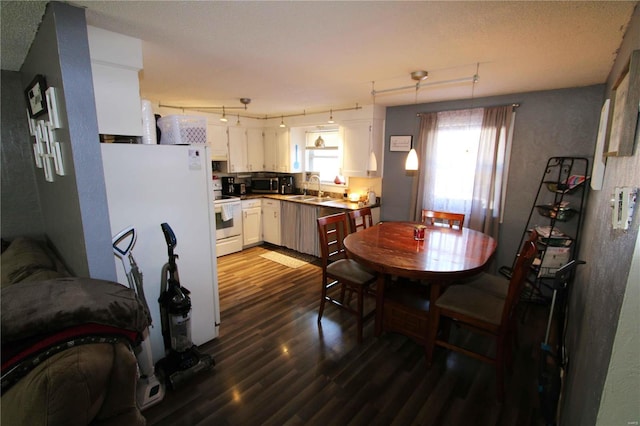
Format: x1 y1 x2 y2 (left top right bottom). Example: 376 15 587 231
611 187 637 230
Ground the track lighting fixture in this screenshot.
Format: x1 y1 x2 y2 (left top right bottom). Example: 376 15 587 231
371 69 479 97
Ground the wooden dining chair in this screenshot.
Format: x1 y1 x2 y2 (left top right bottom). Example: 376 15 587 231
316 213 377 343
464 230 539 299
347 207 374 233
425 237 537 400
421 210 465 229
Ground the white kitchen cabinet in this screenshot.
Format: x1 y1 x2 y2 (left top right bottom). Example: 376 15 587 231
263 129 278 172
263 128 290 172
207 123 228 160
276 128 290 173
242 199 262 247
246 128 264 171
262 199 281 246
87 26 143 136
228 126 247 172
229 127 265 172
341 119 384 178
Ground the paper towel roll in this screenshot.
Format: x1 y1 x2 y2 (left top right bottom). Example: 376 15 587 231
141 99 157 144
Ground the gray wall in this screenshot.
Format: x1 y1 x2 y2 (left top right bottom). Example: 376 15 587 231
562 4 640 426
382 85 603 270
1 70 45 239
13 2 115 280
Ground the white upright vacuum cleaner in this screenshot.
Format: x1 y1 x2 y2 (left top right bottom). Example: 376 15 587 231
112 227 165 410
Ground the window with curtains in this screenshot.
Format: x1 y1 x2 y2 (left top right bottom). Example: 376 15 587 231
415 105 514 238
428 108 483 214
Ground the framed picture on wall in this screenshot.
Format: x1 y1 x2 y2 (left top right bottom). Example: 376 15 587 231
390 135 412 152
24 74 48 118
605 49 640 157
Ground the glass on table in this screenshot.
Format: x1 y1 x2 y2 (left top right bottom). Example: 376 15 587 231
414 224 426 240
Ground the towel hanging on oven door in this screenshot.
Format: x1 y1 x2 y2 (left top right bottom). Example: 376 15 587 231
221 203 234 222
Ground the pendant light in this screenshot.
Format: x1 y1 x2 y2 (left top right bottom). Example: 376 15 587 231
220 106 228 122
328 109 334 124
368 151 378 171
404 80 421 171
314 135 325 148
405 136 418 170
405 148 418 170
279 116 286 128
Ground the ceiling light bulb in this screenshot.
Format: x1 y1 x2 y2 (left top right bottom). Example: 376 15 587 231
405 148 418 170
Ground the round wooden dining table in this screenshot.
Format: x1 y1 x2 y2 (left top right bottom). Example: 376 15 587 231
343 221 497 339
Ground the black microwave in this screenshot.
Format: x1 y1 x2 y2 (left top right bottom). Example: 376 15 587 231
252 177 279 193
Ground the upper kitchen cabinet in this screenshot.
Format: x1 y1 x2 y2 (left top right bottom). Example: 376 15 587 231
207 122 228 161
341 118 384 178
247 128 265 172
228 126 265 172
87 26 142 136
264 128 291 173
228 126 248 172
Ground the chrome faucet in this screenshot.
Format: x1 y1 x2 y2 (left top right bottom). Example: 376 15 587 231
308 175 323 198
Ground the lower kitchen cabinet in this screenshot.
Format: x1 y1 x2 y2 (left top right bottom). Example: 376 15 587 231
262 199 281 246
242 199 262 247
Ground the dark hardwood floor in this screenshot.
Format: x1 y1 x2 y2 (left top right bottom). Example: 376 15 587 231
145 245 547 426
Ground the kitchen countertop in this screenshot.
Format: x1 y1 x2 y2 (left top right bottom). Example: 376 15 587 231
243 193 380 210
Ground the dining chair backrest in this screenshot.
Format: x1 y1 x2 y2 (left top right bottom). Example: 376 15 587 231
421 209 465 229
348 207 373 233
317 213 350 265
501 232 538 328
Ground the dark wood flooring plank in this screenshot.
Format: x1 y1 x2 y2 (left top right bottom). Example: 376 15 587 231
145 245 547 426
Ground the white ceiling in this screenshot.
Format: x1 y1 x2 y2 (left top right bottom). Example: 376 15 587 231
2 1 637 117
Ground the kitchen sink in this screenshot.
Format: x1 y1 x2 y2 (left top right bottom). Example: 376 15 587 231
287 195 314 201
286 195 335 203
303 196 334 203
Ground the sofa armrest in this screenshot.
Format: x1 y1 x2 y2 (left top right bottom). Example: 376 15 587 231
0 342 145 426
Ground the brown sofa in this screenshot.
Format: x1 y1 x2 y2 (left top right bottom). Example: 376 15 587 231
1 237 149 426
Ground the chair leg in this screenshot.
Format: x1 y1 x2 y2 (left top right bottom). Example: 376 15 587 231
318 279 328 322
356 286 364 344
496 337 506 401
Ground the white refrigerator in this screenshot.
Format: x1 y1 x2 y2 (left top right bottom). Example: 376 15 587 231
101 143 219 363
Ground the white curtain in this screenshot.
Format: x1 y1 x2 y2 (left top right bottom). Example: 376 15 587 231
414 105 515 240
468 105 514 239
410 113 438 221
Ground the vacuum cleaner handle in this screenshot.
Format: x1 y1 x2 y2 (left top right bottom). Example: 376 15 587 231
161 222 177 256
112 226 136 258
112 226 136 275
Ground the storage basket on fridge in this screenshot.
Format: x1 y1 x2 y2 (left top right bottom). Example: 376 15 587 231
157 115 207 145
